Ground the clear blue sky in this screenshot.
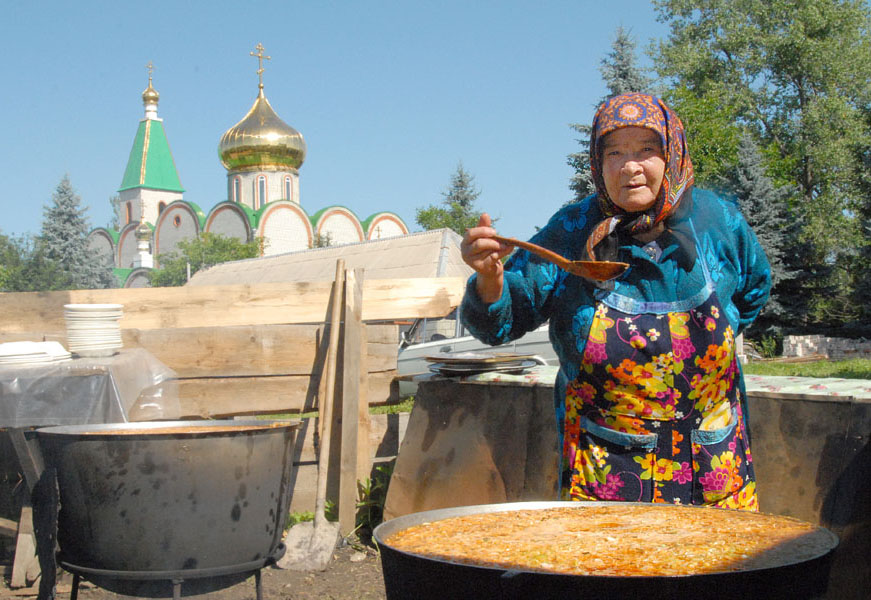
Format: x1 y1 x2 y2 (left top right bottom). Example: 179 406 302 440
1 0 669 242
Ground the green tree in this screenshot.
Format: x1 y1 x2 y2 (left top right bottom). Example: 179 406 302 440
651 0 871 331
416 163 482 234
0 232 21 291
310 231 333 248
568 26 652 203
719 133 795 334
149 233 262 287
41 175 115 289
0 234 71 292
663 85 743 187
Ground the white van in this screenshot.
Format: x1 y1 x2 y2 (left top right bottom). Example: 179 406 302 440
396 309 556 397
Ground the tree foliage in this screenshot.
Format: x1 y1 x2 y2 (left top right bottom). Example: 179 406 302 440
0 178 115 292
652 0 871 333
149 233 263 287
310 231 333 248
568 26 653 203
416 163 482 234
0 233 72 292
718 133 796 334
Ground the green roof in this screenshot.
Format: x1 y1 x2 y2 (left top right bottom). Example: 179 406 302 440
309 205 357 227
119 119 184 193
113 267 134 286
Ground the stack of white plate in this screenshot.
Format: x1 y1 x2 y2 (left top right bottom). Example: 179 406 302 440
0 341 72 365
64 303 124 358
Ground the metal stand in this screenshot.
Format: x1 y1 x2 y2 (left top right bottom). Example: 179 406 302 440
61 547 280 600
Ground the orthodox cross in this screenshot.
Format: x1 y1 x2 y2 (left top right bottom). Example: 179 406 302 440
146 61 154 84
250 43 271 89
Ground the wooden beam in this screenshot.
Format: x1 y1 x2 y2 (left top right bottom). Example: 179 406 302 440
130 370 398 421
119 323 398 377
357 324 372 485
339 269 365 536
0 516 17 538
10 503 35 588
0 278 466 333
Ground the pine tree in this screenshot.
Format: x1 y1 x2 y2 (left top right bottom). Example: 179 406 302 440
415 163 482 235
41 175 115 289
849 135 871 334
567 26 651 204
600 26 652 97
719 133 796 335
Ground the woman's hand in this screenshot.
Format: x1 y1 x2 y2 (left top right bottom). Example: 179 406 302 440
461 213 512 304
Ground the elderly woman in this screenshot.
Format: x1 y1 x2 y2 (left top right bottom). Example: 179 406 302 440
460 92 771 510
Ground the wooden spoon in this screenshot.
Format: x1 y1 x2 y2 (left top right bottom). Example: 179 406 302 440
492 235 628 281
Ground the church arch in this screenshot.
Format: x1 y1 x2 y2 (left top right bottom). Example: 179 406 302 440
258 201 312 255
205 202 255 242
154 201 205 267
313 206 364 246
363 212 409 240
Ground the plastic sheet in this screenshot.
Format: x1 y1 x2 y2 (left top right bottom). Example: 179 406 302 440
0 348 179 427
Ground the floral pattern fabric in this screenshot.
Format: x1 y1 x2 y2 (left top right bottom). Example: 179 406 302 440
562 291 757 511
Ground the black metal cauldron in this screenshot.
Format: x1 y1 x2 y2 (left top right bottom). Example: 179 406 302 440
374 501 839 600
36 420 300 598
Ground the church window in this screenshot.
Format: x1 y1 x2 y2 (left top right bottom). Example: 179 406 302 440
158 202 166 214
233 176 241 203
284 176 292 202
257 175 267 207
125 202 132 224
173 215 182 227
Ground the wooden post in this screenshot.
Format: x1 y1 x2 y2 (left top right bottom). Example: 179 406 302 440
338 269 364 535
357 323 371 485
10 502 37 588
8 429 42 588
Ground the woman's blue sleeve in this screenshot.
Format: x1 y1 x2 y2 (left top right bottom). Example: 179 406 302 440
460 205 583 346
730 205 772 334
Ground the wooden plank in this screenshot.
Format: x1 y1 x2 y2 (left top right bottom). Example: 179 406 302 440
288 412 408 513
142 370 399 420
358 324 371 486
0 278 466 333
122 325 321 377
339 269 364 535
167 376 316 419
8 430 43 493
10 503 35 588
119 324 397 377
0 516 17 538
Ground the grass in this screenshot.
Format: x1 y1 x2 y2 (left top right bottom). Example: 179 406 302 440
743 358 871 379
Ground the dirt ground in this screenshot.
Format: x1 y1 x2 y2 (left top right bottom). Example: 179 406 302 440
1 541 387 600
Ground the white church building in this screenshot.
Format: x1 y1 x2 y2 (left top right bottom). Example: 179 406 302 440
88 48 409 287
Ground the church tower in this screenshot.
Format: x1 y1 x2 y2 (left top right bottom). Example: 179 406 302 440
218 44 306 210
115 63 184 230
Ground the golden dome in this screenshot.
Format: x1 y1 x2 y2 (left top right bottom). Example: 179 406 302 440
142 79 159 105
218 89 306 172
135 220 152 241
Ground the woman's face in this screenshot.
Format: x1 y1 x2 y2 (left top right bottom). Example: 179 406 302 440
601 126 666 213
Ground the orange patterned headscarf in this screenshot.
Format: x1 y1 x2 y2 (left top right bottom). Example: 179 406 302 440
585 93 694 261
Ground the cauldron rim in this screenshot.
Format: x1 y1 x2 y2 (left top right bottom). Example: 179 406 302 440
35 419 301 439
374 500 839 580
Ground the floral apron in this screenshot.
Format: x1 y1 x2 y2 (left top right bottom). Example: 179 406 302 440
560 234 758 511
